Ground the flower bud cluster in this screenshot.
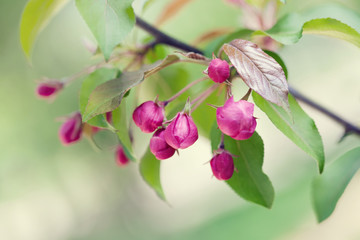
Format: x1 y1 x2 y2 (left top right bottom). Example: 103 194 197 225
133 101 199 160
48 54 259 180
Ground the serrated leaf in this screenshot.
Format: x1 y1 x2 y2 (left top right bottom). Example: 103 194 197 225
75 0 135 60
312 147 360 222
79 68 118 127
112 98 135 161
303 18 360 48
258 13 304 45
20 0 70 60
253 92 325 173
83 70 144 122
211 125 274 208
258 6 360 48
301 3 360 32
140 148 166 201
223 39 289 109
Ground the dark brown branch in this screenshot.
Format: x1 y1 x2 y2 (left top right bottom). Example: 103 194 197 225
135 15 360 137
289 87 360 137
135 16 202 54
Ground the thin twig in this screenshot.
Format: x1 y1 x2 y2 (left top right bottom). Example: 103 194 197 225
164 76 208 104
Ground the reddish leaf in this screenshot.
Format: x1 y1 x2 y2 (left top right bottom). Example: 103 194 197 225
223 39 289 109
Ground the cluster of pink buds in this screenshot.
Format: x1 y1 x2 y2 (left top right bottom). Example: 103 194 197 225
133 100 198 160
206 58 257 181
39 53 258 178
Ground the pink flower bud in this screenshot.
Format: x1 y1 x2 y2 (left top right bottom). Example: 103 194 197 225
164 112 198 149
210 151 234 180
208 58 230 83
115 145 129 167
58 112 82 145
36 81 64 98
133 101 165 133
216 97 257 140
150 128 176 160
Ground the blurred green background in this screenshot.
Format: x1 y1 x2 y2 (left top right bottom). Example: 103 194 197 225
1 0 360 239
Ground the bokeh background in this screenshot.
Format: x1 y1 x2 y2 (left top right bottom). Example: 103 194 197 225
1 0 360 239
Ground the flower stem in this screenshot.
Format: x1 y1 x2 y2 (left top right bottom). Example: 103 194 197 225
164 76 208 105
219 133 225 150
241 88 252 101
62 52 133 85
190 83 220 113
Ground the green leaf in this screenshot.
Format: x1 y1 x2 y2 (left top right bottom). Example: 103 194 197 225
258 13 304 45
258 9 360 48
211 125 275 208
312 147 360 222
75 0 135 60
301 3 360 32
20 0 70 60
140 148 166 201
303 18 360 48
112 98 134 161
79 68 118 127
253 92 325 173
83 70 145 122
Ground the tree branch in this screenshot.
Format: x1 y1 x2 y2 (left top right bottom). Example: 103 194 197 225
135 16 360 137
289 87 360 137
135 16 202 54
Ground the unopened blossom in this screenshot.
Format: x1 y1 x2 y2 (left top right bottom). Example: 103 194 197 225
115 145 129 167
164 112 198 149
210 151 234 180
58 112 82 145
36 81 64 98
133 101 164 133
216 97 257 140
208 58 230 83
150 128 176 160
